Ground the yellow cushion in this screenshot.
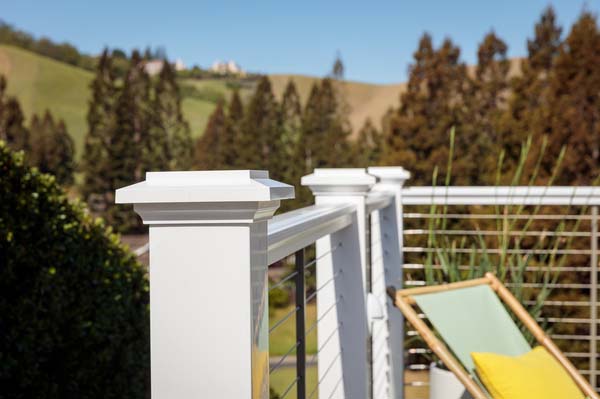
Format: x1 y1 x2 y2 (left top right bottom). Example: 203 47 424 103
471 346 585 399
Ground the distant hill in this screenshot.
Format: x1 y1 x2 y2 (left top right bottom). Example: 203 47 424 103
0 44 413 158
269 74 405 134
0 45 227 158
0 45 93 156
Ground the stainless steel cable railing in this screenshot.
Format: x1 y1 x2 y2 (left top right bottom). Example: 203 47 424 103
401 204 600 396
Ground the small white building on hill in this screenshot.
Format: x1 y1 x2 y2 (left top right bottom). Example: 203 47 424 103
210 60 245 76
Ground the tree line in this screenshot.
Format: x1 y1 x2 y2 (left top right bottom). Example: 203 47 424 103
0 75 75 185
383 7 600 186
0 20 97 71
80 49 193 232
193 70 375 211
2 6 600 234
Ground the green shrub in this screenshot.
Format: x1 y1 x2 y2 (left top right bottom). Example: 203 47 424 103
0 141 149 398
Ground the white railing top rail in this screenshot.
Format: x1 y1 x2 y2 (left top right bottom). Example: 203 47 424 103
267 203 356 264
366 191 394 214
401 186 600 205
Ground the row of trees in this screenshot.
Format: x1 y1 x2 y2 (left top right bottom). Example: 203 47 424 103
383 7 600 185
0 76 75 184
194 73 379 210
80 50 193 231
4 7 600 232
0 20 96 71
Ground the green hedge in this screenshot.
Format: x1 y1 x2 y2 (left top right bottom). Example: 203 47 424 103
0 141 149 398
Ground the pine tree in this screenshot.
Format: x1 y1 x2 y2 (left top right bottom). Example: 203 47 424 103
544 12 600 184
383 34 467 184
194 101 226 169
462 31 510 183
279 80 305 210
30 110 74 185
331 52 344 80
222 90 244 168
500 6 562 180
301 82 321 174
0 75 29 152
29 112 49 170
237 76 283 178
104 50 154 231
280 80 302 176
81 49 117 209
152 60 193 170
51 119 75 184
301 78 352 171
354 118 383 167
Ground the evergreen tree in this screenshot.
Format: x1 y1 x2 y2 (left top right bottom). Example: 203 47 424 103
500 6 562 180
194 101 226 169
354 118 383 167
463 31 510 183
331 52 344 80
222 90 244 168
237 76 283 178
30 110 75 185
383 34 467 184
152 60 193 170
81 49 117 210
544 12 600 184
28 113 47 169
51 119 75 184
105 50 154 231
280 80 302 173
0 75 29 152
302 78 352 171
279 80 305 209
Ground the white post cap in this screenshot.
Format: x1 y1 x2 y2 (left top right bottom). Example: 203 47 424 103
368 167 411 184
301 168 376 196
115 170 294 224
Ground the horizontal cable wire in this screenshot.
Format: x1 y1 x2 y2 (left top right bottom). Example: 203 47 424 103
278 377 299 399
372 341 388 366
327 376 344 399
403 263 594 272
371 272 385 287
306 299 340 336
269 270 298 292
303 243 342 270
269 306 299 334
269 341 300 373
524 300 599 307
308 352 342 399
404 229 591 237
404 280 595 289
306 271 341 303
403 213 594 220
309 324 341 364
403 246 591 255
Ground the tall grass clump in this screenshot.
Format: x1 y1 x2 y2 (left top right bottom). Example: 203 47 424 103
422 129 597 340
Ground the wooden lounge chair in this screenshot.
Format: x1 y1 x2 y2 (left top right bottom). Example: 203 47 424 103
388 272 599 399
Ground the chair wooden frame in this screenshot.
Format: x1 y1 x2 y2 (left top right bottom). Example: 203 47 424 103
389 272 599 399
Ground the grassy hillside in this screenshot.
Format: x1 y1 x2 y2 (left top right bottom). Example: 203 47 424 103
0 45 93 156
0 44 409 158
270 74 406 134
0 45 226 158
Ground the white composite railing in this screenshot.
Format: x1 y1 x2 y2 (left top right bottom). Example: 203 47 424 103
116 168 600 399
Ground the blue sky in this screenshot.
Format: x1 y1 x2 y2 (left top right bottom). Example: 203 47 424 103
2 0 599 84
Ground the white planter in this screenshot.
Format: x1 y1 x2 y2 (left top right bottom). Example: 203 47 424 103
429 363 472 399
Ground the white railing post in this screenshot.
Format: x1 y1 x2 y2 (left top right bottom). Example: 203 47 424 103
368 167 410 399
115 171 294 399
301 168 376 399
